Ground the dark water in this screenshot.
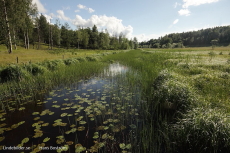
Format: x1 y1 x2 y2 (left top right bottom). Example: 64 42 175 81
0 63 142 153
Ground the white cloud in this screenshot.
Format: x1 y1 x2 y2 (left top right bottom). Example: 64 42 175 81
178 9 191 16
88 8 95 13
182 0 219 8
75 10 80 12
77 4 95 13
57 10 71 21
32 0 47 13
132 33 167 42
173 19 179 24
73 15 133 38
178 0 219 16
77 4 86 9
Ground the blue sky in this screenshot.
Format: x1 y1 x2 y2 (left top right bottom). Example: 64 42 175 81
32 0 230 42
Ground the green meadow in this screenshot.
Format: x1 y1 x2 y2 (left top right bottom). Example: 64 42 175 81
0 47 230 152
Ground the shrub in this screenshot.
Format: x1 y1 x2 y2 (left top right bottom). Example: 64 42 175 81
0 65 29 82
172 107 230 153
24 63 47 75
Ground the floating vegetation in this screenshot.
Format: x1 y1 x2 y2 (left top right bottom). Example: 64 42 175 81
0 62 143 152
75 144 86 153
43 137 50 142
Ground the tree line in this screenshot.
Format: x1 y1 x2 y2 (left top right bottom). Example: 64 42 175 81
0 0 138 54
140 25 230 48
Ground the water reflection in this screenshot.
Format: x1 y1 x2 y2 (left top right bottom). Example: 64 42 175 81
1 63 141 153
104 63 128 76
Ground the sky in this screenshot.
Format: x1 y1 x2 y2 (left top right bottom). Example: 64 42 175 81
32 0 230 42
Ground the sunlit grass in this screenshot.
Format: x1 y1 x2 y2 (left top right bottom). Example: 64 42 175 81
0 44 115 67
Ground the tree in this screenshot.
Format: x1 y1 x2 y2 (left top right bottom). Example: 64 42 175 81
76 29 82 49
129 39 134 49
89 25 99 49
1 0 13 53
61 23 71 49
80 28 89 49
39 14 49 44
133 37 138 49
52 19 61 47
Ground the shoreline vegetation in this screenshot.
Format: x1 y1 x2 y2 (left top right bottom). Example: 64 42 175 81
0 47 230 152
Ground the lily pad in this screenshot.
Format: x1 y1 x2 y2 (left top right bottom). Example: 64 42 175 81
119 143 126 150
21 137 29 144
43 137 50 142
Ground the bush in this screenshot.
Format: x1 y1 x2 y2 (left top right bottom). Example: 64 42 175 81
24 63 47 75
0 65 29 82
172 107 230 153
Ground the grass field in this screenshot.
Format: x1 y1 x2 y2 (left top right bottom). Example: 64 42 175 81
0 45 111 67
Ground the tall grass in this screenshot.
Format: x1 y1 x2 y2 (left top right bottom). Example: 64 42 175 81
0 59 107 111
102 49 230 152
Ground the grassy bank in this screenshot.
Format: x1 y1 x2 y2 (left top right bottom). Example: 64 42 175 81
0 56 107 111
102 49 230 152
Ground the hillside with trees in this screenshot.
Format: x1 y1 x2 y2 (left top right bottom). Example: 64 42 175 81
0 0 138 54
140 26 230 48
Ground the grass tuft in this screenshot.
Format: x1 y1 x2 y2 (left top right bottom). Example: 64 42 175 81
0 65 30 82
153 69 196 115
24 63 48 75
172 107 230 153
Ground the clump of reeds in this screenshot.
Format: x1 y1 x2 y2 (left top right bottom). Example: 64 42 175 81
0 65 30 82
24 63 48 75
41 59 65 71
86 56 99 62
172 107 230 153
76 57 87 62
152 69 196 116
63 58 79 65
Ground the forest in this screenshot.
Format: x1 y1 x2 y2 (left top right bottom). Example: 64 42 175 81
139 25 230 48
0 0 138 54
